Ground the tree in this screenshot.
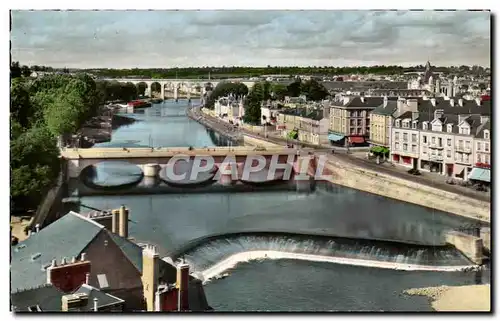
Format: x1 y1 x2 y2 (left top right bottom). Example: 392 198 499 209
271 83 288 100
43 92 82 137
10 61 21 79
301 79 329 101
10 78 33 128
204 82 249 109
10 126 60 209
21 65 31 77
287 80 302 97
137 82 148 96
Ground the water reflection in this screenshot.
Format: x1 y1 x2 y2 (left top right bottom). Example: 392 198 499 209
81 161 143 188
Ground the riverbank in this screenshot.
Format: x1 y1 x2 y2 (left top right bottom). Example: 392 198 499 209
404 284 490 311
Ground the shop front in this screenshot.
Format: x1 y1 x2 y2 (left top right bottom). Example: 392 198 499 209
328 132 345 147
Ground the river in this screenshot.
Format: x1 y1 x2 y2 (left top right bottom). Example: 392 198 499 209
78 99 489 311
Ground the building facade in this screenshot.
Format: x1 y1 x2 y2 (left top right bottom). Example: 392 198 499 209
328 96 384 146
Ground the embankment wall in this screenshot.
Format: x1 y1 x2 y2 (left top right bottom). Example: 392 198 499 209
324 158 490 223
444 231 483 264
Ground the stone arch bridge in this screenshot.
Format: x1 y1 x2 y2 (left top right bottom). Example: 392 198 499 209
61 147 320 180
100 78 256 100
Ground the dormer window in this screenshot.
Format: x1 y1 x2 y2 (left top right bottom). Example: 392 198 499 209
395 120 401 127
412 121 417 129
447 124 453 133
460 127 470 135
422 122 428 130
484 130 490 140
402 120 409 128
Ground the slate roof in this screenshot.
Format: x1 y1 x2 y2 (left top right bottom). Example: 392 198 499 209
474 119 490 138
11 284 125 312
344 97 385 108
11 284 64 312
11 212 103 292
371 100 398 116
280 107 324 121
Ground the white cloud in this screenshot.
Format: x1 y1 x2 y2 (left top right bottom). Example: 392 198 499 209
10 10 491 68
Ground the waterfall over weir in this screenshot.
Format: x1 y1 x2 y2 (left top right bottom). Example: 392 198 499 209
175 234 476 283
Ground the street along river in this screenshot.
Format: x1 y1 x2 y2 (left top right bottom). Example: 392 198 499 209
77 99 489 311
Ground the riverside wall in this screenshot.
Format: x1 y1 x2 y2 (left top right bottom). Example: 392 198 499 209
324 158 490 223
242 134 282 148
444 231 483 265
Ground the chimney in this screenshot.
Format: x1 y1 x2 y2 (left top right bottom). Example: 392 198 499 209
47 253 91 293
406 99 418 112
85 273 90 285
475 97 481 106
35 224 40 233
155 284 178 312
411 112 419 121
176 262 190 311
383 96 388 107
111 209 119 234
458 98 464 107
430 98 436 107
118 206 129 238
61 293 89 312
142 244 159 312
360 96 365 103
449 98 455 107
433 109 444 120
93 298 98 312
480 116 489 124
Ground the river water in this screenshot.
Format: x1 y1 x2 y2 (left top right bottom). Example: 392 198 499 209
79 99 489 311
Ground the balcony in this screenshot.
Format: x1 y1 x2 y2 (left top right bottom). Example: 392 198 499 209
429 143 444 149
456 146 472 153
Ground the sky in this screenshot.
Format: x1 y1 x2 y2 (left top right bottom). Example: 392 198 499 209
10 10 491 68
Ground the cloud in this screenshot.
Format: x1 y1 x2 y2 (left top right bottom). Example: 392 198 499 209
10 10 491 68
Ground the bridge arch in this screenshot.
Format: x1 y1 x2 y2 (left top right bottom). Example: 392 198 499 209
79 160 145 189
135 82 149 97
150 81 162 98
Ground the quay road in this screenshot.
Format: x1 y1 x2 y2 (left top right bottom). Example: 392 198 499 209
188 106 490 203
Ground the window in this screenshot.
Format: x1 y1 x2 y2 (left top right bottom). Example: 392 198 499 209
458 140 463 149
395 142 400 150
477 142 482 151
412 121 417 129
395 120 401 127
447 124 453 133
423 146 427 154
412 145 417 153
423 135 427 144
423 122 428 130
438 150 442 156
464 154 469 163
403 143 408 151
460 127 470 135
455 152 460 161
432 124 442 132
438 137 442 147
485 155 490 164
485 143 489 152
484 130 490 140
431 137 436 145
447 150 451 158
447 138 452 147
403 133 408 141
402 120 409 128
477 154 482 163
411 134 417 142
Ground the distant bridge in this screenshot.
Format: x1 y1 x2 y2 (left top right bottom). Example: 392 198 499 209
60 146 319 179
100 78 256 99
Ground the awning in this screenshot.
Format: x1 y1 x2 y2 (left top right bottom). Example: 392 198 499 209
453 164 465 176
468 168 491 183
328 133 344 141
349 136 365 144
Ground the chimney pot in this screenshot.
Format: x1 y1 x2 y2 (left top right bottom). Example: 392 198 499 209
35 224 40 233
71 257 76 264
458 98 463 106
81 253 86 261
430 98 436 106
85 273 90 285
61 257 67 265
51 259 57 267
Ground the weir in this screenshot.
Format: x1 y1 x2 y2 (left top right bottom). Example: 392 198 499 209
175 234 477 282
